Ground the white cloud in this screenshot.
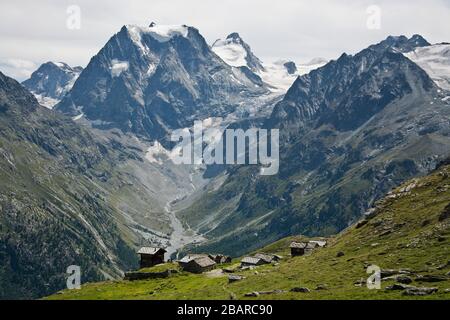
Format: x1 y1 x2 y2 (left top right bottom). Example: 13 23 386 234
0 58 37 80
0 0 449 81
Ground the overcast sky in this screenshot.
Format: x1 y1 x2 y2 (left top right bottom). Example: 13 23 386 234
1 0 449 81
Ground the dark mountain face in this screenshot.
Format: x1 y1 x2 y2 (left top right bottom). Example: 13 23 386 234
1 72 39 114
368 34 430 53
22 62 82 108
180 35 450 256
283 61 297 75
0 72 139 299
269 37 434 133
56 24 267 146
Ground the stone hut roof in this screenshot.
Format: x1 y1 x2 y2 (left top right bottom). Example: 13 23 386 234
137 247 166 255
241 256 263 265
289 242 307 249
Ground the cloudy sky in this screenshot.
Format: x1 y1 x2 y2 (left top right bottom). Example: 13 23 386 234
1 0 449 81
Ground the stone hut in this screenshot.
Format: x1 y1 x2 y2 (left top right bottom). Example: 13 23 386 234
309 240 327 248
240 256 266 267
289 242 308 257
138 247 166 268
254 253 278 264
178 255 216 273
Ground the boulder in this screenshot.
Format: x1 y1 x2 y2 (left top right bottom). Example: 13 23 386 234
416 274 448 282
382 275 413 284
436 260 449 270
385 284 413 291
396 275 413 284
290 287 310 293
438 203 450 221
354 279 365 287
380 269 405 277
244 292 259 297
315 284 329 290
403 287 438 296
258 290 285 295
355 220 368 229
228 275 245 283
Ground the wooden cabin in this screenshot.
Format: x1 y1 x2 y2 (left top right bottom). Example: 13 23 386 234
289 242 308 256
178 255 216 273
137 247 166 268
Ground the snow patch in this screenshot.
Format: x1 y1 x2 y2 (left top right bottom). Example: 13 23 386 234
110 59 129 77
145 117 226 166
148 24 189 41
127 24 188 44
145 139 191 165
145 141 169 165
54 62 68 68
212 40 247 67
212 34 326 92
257 59 326 92
72 113 84 121
32 93 59 109
404 44 450 91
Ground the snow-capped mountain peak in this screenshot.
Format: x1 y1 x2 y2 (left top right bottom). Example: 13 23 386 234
226 32 244 42
212 33 327 92
56 23 267 146
22 61 83 109
126 23 189 44
212 32 264 72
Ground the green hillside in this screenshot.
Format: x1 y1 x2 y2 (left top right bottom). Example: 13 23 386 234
47 160 450 300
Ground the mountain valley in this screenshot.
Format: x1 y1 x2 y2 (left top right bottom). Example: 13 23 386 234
1 23 449 299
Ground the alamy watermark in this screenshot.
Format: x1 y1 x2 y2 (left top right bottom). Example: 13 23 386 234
366 264 381 289
366 5 382 30
66 5 81 30
170 121 279 175
66 265 81 290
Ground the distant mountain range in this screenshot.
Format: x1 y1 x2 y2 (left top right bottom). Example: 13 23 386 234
1 23 450 298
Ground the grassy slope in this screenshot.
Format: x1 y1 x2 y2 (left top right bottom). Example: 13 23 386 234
48 162 450 300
